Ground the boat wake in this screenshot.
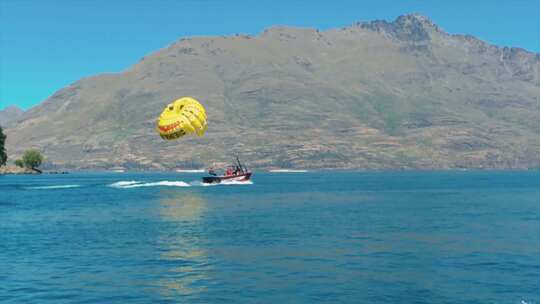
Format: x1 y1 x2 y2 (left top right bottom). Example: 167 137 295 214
214 179 253 185
109 179 253 189
109 180 190 189
175 169 205 173
25 184 81 190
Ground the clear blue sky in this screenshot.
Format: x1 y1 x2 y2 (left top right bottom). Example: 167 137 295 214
1 0 539 110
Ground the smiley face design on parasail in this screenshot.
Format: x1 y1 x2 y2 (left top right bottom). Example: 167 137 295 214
156 97 207 140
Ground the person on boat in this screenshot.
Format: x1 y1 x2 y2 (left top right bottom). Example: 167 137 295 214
226 167 233 176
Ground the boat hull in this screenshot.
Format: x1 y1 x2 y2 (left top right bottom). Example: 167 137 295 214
202 172 251 184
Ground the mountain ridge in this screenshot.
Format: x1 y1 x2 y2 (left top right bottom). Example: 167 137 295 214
0 105 24 128
5 14 540 170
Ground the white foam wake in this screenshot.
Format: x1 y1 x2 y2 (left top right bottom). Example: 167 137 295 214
268 169 308 173
219 180 253 185
109 181 140 187
109 180 191 189
109 179 253 189
26 184 81 190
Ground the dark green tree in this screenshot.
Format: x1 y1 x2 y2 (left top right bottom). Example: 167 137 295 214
22 149 44 173
0 126 6 166
15 159 24 168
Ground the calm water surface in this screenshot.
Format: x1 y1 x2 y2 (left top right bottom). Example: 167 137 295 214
1 171 539 303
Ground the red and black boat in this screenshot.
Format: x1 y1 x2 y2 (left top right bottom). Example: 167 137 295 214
202 157 252 184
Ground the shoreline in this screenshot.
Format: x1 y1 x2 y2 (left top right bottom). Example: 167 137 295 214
0 165 68 175
3 167 540 175
0 165 38 175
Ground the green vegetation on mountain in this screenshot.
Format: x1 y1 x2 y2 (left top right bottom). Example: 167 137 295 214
14 159 24 168
3 14 540 170
21 150 44 173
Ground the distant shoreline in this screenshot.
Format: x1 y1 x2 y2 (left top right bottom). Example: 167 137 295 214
0 165 68 175
0 165 38 175
3 167 539 175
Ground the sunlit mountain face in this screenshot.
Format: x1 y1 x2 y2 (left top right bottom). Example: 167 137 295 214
5 14 540 170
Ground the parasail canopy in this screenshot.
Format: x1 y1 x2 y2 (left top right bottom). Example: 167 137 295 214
156 97 207 140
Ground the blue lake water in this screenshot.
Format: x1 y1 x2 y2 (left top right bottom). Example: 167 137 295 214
1 171 539 303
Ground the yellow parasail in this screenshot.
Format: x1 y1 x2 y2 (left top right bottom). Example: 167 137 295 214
156 97 207 140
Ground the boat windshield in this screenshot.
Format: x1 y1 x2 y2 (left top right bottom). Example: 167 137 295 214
208 159 247 176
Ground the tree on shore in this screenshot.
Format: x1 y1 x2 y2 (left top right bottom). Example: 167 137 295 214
0 126 6 166
22 149 44 173
15 159 24 168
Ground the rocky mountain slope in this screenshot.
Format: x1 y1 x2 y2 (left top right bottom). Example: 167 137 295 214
5 14 540 170
0 106 24 128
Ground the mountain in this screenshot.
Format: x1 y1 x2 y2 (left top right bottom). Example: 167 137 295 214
5 14 540 170
0 106 24 128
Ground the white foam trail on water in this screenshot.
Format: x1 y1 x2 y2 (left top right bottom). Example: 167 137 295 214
26 185 81 190
109 181 140 188
110 179 253 189
268 169 308 173
109 180 191 189
220 180 253 185
131 181 191 188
